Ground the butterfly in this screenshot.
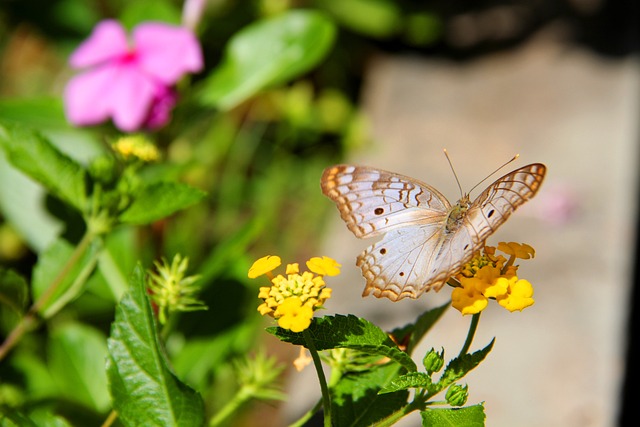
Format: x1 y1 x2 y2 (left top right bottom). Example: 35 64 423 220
321 162 546 301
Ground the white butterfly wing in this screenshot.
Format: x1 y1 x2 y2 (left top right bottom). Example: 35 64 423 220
321 163 547 302
357 224 475 300
321 165 451 238
464 163 547 243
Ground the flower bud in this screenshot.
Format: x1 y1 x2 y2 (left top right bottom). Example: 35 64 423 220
445 383 468 407
422 347 445 374
88 155 117 184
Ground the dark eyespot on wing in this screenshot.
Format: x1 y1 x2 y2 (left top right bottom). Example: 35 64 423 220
399 272 404 277
487 209 495 218
374 207 384 215
379 248 387 255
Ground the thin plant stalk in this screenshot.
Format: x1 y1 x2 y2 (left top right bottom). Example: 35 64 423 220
458 313 481 358
0 231 97 362
303 328 332 427
100 410 118 427
288 399 323 427
209 387 252 427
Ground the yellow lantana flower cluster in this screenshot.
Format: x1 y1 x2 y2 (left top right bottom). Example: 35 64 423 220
248 255 341 332
112 135 160 162
451 242 536 315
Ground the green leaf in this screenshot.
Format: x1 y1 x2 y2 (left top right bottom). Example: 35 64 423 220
421 403 486 426
268 314 417 372
378 372 432 394
0 147 64 253
390 302 449 355
32 237 102 318
26 410 74 427
172 321 257 391
0 410 73 427
9 351 58 399
107 265 205 426
319 0 402 38
200 10 336 110
0 98 67 129
0 408 37 427
48 323 110 412
0 123 86 212
332 362 408 427
97 227 138 301
438 339 495 390
0 268 29 333
119 0 181 29
118 182 206 225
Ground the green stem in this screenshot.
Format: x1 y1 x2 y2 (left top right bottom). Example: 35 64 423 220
31 231 95 314
100 410 118 427
371 400 423 427
288 399 323 427
303 328 332 427
0 231 97 362
0 315 36 362
41 238 102 318
209 388 251 427
458 313 481 358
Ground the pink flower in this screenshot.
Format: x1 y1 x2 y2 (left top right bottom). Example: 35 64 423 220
64 20 203 132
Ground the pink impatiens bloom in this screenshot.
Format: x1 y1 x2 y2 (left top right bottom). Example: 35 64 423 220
64 20 203 132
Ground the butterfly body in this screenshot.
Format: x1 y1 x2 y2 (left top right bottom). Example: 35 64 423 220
321 163 546 301
446 196 471 232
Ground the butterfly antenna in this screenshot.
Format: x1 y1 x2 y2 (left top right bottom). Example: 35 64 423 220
443 149 464 198
468 153 520 195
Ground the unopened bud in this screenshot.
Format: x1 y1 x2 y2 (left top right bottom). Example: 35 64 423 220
423 347 445 374
445 383 468 407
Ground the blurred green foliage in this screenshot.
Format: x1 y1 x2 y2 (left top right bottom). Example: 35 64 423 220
0 0 447 425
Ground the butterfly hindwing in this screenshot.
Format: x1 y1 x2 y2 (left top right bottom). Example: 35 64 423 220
358 216 477 300
321 165 451 238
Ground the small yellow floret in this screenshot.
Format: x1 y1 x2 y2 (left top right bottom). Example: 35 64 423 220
248 255 282 278
497 279 535 312
498 242 535 259
275 297 313 332
452 279 488 315
472 266 509 298
286 263 300 275
306 256 341 276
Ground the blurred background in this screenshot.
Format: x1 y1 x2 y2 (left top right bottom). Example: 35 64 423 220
1 0 639 426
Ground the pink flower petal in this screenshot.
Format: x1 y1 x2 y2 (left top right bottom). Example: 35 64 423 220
144 86 178 129
107 64 158 131
70 20 130 69
133 22 203 84
64 62 158 132
64 66 117 126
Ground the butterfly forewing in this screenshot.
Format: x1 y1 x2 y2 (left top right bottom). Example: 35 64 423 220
321 165 451 238
465 163 547 243
321 162 546 301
